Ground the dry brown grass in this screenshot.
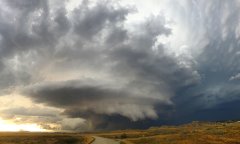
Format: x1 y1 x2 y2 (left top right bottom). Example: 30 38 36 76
97 121 240 144
1 122 240 144
83 135 95 144
0 132 88 144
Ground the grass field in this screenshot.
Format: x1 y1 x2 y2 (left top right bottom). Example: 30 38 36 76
96 121 240 144
0 121 240 144
0 132 93 144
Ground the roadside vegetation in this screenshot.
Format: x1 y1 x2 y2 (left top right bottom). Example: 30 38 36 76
0 121 240 144
96 121 240 144
0 132 89 144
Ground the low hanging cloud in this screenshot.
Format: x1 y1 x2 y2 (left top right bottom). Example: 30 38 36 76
23 81 159 121
1 0 240 131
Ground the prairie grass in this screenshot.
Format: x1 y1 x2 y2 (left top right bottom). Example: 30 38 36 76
97 121 240 144
0 132 86 144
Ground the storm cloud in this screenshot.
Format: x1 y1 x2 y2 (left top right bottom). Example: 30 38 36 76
1 0 240 131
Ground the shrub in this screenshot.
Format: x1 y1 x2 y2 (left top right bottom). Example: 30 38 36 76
120 133 127 139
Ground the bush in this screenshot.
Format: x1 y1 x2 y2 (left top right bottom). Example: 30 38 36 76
120 133 127 139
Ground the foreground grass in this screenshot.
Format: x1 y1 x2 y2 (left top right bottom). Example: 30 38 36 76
1 121 240 144
97 121 240 144
0 132 90 144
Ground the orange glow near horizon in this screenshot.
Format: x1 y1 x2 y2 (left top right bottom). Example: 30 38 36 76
0 118 48 132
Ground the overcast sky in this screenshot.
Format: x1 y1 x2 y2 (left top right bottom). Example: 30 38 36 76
1 0 240 131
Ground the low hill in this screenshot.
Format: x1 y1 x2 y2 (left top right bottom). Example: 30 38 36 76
96 121 240 144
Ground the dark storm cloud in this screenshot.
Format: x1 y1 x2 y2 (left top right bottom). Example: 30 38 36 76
21 6 200 129
62 100 173 130
0 0 50 56
23 80 160 122
0 0 72 59
62 110 157 130
165 0 240 123
73 1 131 40
0 0 70 92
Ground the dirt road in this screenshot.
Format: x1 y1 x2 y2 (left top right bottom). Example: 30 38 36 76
91 136 120 144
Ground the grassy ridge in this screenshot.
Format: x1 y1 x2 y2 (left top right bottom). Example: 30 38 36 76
97 121 240 144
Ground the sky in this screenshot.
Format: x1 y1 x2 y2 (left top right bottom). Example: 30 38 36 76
0 0 240 131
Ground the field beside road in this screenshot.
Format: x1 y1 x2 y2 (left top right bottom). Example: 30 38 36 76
0 132 93 144
96 121 240 144
0 121 240 144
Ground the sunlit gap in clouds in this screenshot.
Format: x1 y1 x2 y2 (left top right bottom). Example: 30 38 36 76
0 118 49 132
